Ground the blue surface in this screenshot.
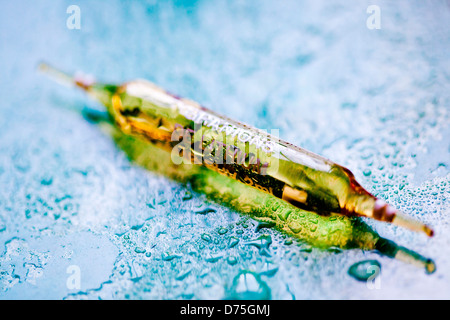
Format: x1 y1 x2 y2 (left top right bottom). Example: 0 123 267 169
0 0 449 299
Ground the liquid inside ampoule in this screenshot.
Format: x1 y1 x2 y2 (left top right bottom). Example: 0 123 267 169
38 63 434 237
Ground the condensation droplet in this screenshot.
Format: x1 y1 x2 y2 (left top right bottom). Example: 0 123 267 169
201 233 212 243
227 256 238 265
218 227 228 235
135 247 146 254
348 260 381 281
228 237 239 248
226 270 271 300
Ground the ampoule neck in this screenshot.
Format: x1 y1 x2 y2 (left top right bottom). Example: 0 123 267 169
85 83 120 108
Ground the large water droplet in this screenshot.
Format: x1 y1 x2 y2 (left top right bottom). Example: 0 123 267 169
218 227 228 235
226 271 271 300
288 221 302 233
201 233 212 243
228 236 239 248
245 235 272 256
348 260 381 281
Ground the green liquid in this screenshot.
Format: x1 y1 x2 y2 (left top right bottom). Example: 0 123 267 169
99 118 435 274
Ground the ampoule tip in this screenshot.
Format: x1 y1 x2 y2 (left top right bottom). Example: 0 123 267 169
393 210 434 238
375 238 436 274
395 246 436 274
37 61 94 90
373 199 434 237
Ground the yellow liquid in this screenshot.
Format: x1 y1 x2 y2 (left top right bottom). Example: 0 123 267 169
38 61 432 237
101 80 377 219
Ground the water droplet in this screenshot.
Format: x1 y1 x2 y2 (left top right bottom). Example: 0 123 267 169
201 233 212 243
175 268 192 281
228 237 239 248
348 260 381 281
182 191 193 201
277 209 292 221
205 254 222 263
218 227 228 235
260 267 279 277
300 244 312 253
227 256 238 265
255 221 276 232
195 208 216 215
162 252 181 261
271 202 281 211
226 271 271 300
245 235 272 256
40 176 53 186
135 247 146 254
327 247 342 253
131 223 145 231
288 221 302 233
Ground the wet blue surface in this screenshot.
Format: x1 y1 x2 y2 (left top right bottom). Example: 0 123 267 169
0 0 449 299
